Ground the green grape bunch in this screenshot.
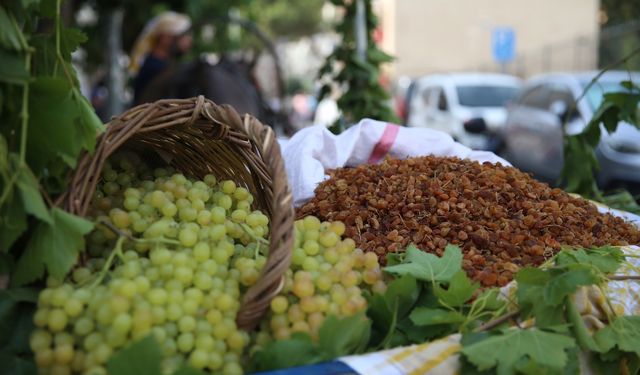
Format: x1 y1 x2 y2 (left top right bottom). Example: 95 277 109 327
30 153 270 375
252 215 387 351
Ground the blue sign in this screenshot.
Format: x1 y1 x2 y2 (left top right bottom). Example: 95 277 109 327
492 27 516 63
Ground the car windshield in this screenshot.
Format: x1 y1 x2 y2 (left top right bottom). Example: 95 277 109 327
455 85 519 107
582 79 637 110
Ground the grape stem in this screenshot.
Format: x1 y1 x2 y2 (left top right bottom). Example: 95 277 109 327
240 223 269 245
97 218 181 246
608 275 640 281
474 310 520 332
473 273 638 332
97 219 134 240
89 236 125 289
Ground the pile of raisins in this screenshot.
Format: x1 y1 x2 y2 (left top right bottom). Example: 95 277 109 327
297 156 640 287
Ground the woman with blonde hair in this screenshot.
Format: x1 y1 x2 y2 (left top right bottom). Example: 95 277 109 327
130 11 193 104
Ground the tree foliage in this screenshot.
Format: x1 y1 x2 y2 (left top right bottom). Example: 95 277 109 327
317 0 398 132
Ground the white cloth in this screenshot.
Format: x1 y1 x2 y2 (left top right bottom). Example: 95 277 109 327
281 119 509 207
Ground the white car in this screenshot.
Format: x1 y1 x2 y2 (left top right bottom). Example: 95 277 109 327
404 73 522 150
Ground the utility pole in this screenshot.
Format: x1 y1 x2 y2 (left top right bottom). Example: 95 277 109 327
106 7 125 118
354 0 367 61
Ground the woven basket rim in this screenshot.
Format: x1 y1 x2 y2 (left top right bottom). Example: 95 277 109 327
59 96 295 330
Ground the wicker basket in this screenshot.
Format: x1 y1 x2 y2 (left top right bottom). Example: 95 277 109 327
57 96 294 330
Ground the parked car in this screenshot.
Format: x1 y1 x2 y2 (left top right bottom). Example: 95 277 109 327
502 71 640 188
404 73 522 150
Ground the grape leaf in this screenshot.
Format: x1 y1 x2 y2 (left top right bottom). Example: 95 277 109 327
251 313 371 372
555 246 624 274
461 328 575 375
16 165 52 224
38 0 55 17
620 80 637 90
107 335 162 375
382 275 420 318
0 353 36 375
0 49 28 84
12 208 93 286
516 265 600 323
544 266 600 305
516 265 600 328
0 190 27 252
250 332 321 371
0 7 23 51
384 244 462 282
433 270 479 307
396 316 450 343
72 88 104 153
59 28 87 58
594 316 640 356
460 332 494 375
562 347 582 375
317 312 371 359
471 288 506 312
0 288 37 375
26 77 103 175
409 307 466 326
602 91 640 125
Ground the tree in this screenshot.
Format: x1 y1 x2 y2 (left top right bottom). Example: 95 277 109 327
317 0 398 133
599 0 640 70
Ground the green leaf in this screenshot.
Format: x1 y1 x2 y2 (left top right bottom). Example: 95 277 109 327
518 286 563 328
16 165 52 224
516 267 550 284
0 189 27 252
367 275 420 348
562 346 582 375
396 316 450 343
461 328 575 375
0 48 29 84
73 88 104 152
620 80 636 90
317 313 371 359
602 91 640 125
555 247 624 274
27 77 102 175
366 46 394 64
594 316 640 356
107 335 162 375
433 270 479 307
516 265 600 328
0 352 37 375
516 265 600 308
0 7 24 51
472 288 507 312
0 254 12 274
250 332 321 371
409 307 466 326
566 296 599 351
12 208 93 286
39 0 56 17
382 275 420 318
0 288 37 357
384 244 462 282
3 288 38 303
60 27 87 57
544 266 600 305
385 252 404 266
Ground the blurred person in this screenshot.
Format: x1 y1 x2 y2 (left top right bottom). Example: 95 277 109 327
129 11 193 104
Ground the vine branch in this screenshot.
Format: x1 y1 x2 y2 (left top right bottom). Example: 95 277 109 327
563 46 640 128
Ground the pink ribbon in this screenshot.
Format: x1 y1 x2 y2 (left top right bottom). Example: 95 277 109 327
368 123 400 164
